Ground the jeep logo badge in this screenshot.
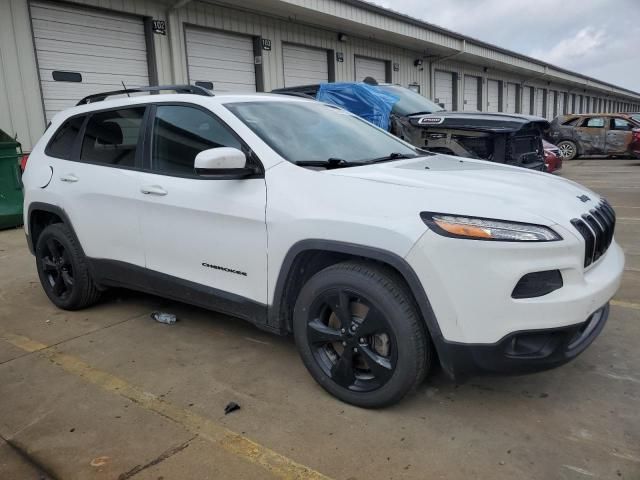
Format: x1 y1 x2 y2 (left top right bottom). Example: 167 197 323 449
577 194 590 203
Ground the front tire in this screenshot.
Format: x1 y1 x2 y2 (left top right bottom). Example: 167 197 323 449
557 140 578 160
293 261 430 408
35 223 101 310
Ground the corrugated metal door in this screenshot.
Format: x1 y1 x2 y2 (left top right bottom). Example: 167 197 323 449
535 88 545 116
354 56 386 83
463 75 479 111
522 87 531 114
487 80 499 112
506 82 517 113
547 90 556 120
559 92 566 115
30 1 149 122
186 27 256 93
283 44 328 87
434 71 454 110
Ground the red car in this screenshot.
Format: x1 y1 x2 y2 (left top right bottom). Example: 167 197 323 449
543 139 563 173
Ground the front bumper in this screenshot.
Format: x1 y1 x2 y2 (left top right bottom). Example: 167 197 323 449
435 304 609 378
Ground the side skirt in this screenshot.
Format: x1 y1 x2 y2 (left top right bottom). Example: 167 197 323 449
87 259 280 334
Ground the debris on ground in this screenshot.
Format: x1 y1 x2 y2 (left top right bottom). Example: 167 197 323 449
150 312 177 325
224 402 241 415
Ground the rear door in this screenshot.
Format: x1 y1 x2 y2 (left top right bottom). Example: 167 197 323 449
605 117 634 154
576 116 607 154
45 107 146 266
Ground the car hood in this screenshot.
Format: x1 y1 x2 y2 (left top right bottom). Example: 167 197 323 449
326 155 600 227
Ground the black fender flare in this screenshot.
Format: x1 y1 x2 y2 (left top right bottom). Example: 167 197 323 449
26 202 85 257
268 239 444 343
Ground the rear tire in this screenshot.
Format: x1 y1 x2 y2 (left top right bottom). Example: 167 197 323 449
35 223 101 310
557 140 578 160
293 261 431 408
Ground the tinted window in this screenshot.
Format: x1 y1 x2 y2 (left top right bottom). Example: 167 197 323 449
152 105 242 175
562 117 581 126
47 116 85 159
584 117 605 128
226 101 417 164
81 108 145 167
611 118 632 131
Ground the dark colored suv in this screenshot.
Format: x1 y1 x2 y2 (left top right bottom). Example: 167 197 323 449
273 82 549 171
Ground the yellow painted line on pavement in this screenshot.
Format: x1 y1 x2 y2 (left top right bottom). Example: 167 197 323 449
0 331 331 480
611 300 640 311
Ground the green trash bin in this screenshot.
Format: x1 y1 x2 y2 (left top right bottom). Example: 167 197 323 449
0 129 24 230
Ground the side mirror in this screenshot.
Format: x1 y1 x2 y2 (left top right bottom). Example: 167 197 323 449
194 147 255 178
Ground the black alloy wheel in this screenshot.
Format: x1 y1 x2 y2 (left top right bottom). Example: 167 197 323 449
293 261 430 407
40 237 74 301
307 288 397 392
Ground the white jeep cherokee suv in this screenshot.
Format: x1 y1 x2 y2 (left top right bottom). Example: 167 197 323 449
22 85 624 407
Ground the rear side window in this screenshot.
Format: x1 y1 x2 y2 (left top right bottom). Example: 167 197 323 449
46 116 85 159
584 117 605 128
611 118 632 131
81 108 145 167
561 117 581 126
151 105 242 176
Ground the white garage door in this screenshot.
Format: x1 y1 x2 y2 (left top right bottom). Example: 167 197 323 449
283 44 328 87
434 71 454 111
463 75 479 111
506 82 517 113
535 88 545 117
354 56 387 83
487 80 500 112
30 1 149 122
186 27 256 93
558 92 566 115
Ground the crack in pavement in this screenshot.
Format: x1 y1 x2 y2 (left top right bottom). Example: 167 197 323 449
117 435 197 480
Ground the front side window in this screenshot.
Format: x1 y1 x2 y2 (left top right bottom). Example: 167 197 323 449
151 105 242 175
611 118 632 131
81 108 145 167
584 117 605 128
46 116 85 159
225 101 417 164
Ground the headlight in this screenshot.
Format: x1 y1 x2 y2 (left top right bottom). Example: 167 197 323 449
420 212 561 242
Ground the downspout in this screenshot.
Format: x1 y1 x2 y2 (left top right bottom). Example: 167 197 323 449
166 0 194 84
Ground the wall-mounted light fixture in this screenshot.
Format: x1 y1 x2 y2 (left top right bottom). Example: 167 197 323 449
414 59 423 67
338 33 348 42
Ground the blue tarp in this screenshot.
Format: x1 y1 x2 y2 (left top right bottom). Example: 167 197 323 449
316 82 399 130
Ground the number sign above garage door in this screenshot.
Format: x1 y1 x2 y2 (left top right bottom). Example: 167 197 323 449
185 27 257 93
30 1 150 122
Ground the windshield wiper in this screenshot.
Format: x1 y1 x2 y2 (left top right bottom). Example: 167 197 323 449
408 110 438 116
363 152 419 164
294 158 365 169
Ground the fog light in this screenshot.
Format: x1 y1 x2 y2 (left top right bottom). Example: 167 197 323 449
512 270 563 299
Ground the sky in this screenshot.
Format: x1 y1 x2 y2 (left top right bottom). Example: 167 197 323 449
372 0 639 92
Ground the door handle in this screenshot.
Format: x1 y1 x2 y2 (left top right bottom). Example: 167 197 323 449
60 174 78 183
140 185 168 196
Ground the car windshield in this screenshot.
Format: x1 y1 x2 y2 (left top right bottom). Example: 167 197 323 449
375 85 445 116
225 101 418 164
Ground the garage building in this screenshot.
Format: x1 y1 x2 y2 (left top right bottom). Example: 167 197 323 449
1 0 640 150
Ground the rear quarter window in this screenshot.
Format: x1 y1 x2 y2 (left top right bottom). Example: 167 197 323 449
561 117 581 126
45 116 85 159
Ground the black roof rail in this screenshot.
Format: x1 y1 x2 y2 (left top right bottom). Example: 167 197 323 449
76 84 214 106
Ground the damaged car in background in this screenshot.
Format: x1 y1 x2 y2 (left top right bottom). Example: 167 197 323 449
548 113 640 160
273 80 550 171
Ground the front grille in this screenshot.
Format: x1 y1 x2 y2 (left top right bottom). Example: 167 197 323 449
570 200 616 267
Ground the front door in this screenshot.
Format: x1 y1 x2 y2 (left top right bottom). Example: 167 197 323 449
137 104 268 306
606 117 634 155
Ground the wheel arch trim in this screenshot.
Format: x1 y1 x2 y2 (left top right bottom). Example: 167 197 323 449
268 239 444 343
26 202 85 257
